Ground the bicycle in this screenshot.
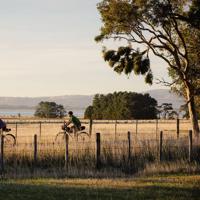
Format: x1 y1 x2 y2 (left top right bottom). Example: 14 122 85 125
55 123 90 142
0 128 16 146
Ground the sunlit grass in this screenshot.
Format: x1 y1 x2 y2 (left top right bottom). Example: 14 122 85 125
0 175 200 200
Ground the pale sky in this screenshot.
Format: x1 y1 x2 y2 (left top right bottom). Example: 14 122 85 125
0 0 170 97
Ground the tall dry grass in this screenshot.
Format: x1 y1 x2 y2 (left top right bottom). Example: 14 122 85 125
1 119 200 178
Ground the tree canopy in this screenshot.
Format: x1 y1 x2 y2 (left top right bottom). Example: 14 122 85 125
96 0 200 135
168 28 200 119
84 106 94 120
157 103 178 119
84 92 158 120
34 101 66 118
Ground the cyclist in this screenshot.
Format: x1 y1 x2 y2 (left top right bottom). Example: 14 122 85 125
0 119 11 132
63 111 82 133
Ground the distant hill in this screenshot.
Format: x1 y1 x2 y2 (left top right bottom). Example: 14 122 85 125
0 95 93 110
144 89 185 110
0 89 185 112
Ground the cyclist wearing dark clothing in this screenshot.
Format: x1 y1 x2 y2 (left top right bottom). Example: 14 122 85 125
0 119 6 130
68 115 81 129
0 119 11 132
64 111 81 132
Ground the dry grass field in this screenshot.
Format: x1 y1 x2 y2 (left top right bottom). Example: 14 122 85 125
0 119 199 178
5 118 194 140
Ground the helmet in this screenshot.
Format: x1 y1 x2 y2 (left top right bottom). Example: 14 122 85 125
68 111 73 115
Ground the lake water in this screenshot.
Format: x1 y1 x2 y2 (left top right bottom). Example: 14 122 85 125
0 109 34 116
0 109 85 117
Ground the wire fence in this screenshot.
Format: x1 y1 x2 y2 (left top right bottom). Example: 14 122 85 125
0 129 199 174
0 119 199 176
3 119 197 140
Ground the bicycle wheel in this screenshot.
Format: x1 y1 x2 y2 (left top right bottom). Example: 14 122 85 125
4 133 16 146
77 131 90 141
54 132 65 142
54 132 72 143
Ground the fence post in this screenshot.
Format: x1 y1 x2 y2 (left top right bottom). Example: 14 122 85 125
115 120 117 141
0 135 4 173
128 131 131 160
156 119 158 140
89 119 93 137
15 122 18 139
64 133 69 169
177 118 180 139
159 131 163 162
136 120 138 135
96 133 101 169
34 134 37 167
189 130 193 162
39 122 42 137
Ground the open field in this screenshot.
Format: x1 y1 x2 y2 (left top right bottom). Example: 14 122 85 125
0 119 199 178
0 175 200 200
4 119 197 140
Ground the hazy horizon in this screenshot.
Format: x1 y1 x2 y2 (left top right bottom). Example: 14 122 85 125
0 88 170 98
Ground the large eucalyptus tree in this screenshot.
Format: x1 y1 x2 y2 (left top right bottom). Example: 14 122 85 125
95 0 200 136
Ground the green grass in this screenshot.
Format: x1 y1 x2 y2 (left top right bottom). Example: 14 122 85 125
0 175 200 200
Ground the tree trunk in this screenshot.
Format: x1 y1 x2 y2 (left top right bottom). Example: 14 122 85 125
185 86 200 137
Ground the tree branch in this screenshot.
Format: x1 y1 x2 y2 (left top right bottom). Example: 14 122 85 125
155 78 179 87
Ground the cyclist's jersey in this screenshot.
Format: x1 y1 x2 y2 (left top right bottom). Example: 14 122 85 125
0 119 6 129
69 115 81 128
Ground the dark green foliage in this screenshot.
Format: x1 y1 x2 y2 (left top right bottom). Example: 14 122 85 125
141 59 150 75
103 50 116 61
34 101 66 118
84 106 94 119
94 33 105 42
187 0 200 29
145 71 153 85
102 47 152 84
96 0 200 87
85 92 157 120
157 103 178 119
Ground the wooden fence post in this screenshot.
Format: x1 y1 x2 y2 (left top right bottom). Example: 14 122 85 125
34 134 37 167
189 130 193 162
15 122 18 139
136 120 138 135
64 133 69 168
128 131 131 160
159 131 163 162
89 119 93 137
0 135 4 173
96 133 101 169
115 120 117 141
177 118 180 139
156 119 158 140
39 122 42 138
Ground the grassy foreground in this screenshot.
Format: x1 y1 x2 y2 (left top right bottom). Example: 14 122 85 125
0 175 200 200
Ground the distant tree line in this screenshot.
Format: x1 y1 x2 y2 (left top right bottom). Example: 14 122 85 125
34 101 66 118
84 92 158 120
157 103 178 120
